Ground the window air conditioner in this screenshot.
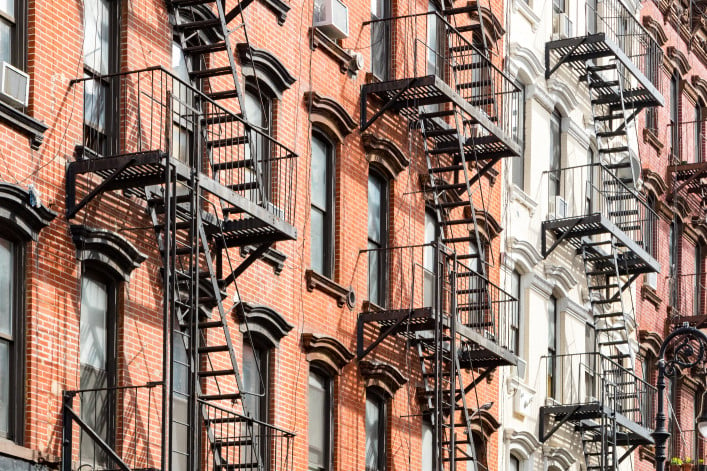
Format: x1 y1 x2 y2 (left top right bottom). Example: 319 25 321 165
552 12 573 39
313 0 349 40
0 62 29 108
551 195 568 219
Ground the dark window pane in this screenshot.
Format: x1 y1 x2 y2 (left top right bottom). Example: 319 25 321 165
0 19 11 66
80 276 108 370
311 208 325 274
0 238 13 335
308 371 329 470
0 341 9 436
311 136 329 210
83 0 110 74
365 396 381 470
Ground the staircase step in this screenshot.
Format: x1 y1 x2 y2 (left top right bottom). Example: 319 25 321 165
440 218 474 226
594 113 625 122
183 41 227 56
606 193 635 201
442 235 474 244
432 182 468 191
457 79 493 89
449 44 478 53
190 66 232 79
587 64 618 72
599 340 628 346
228 182 259 192
588 283 618 290
199 320 223 329
199 344 230 354
426 127 459 138
596 130 625 138
198 369 235 377
213 438 253 447
597 326 626 332
212 159 254 172
429 164 465 173
617 224 640 231
174 18 221 32
435 200 469 209
605 161 631 170
202 112 242 125
207 89 239 101
598 146 629 154
593 298 619 305
419 109 455 120
589 80 619 88
207 136 248 148
608 209 639 217
456 24 481 33
456 253 480 260
200 392 242 401
595 311 624 319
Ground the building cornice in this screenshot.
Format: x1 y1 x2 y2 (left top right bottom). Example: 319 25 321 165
505 236 543 273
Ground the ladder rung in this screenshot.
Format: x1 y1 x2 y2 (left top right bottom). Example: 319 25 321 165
228 182 259 192
190 66 232 79
419 109 455 120
183 41 227 56
212 159 254 172
206 89 239 101
429 164 464 173
200 392 242 401
440 218 474 226
207 136 248 148
198 369 235 377
199 344 230 354
174 18 220 32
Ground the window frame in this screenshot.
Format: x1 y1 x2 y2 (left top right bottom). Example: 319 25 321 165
670 72 681 160
242 337 272 469
244 84 273 202
547 295 557 399
511 81 525 190
509 270 521 356
365 388 387 471
370 0 391 81
82 0 120 157
0 232 24 444
549 110 562 198
308 365 334 471
310 131 336 279
0 0 27 71
78 267 118 466
367 168 389 307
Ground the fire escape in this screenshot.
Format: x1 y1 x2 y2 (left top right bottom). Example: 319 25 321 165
358 8 521 471
539 0 663 469
62 1 296 470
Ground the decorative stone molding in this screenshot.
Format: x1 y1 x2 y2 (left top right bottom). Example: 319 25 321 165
642 16 668 45
235 302 294 348
506 378 537 417
236 44 296 98
643 168 668 197
361 133 409 178
692 76 707 103
510 0 540 32
473 6 504 45
672 195 692 221
0 102 48 150
547 78 579 115
682 78 700 105
639 330 663 358
507 45 544 82
641 284 662 309
240 245 286 275
358 360 407 398
306 269 355 309
504 429 541 458
639 445 656 464
309 28 356 75
70 225 146 281
642 128 664 153
543 446 576 469
472 410 501 436
468 208 503 242
505 237 543 274
0 182 56 241
302 332 354 375
530 272 554 297
304 91 356 142
544 264 578 297
667 46 691 75
259 0 291 25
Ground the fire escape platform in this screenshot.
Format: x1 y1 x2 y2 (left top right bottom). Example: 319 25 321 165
545 33 664 109
541 213 660 274
669 161 707 198
357 307 517 367
66 151 297 245
361 75 522 158
540 403 654 445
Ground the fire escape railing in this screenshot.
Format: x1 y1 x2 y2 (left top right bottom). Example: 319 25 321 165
362 12 522 144
69 66 297 227
200 400 295 471
544 352 656 428
584 0 662 91
544 163 657 248
62 383 163 471
670 429 707 466
669 273 707 320
669 119 707 166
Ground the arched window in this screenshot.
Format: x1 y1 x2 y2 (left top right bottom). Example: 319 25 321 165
367 168 389 307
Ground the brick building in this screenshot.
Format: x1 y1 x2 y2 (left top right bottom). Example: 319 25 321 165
0 0 521 471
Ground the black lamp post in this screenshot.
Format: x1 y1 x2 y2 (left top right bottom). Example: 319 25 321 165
653 323 707 471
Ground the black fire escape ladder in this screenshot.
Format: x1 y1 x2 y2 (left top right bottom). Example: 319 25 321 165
579 384 620 471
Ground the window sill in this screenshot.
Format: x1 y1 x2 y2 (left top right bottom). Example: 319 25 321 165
241 245 287 275
309 28 355 74
306 269 355 309
361 300 383 312
0 439 45 464
0 101 48 150
509 184 537 217
641 284 662 309
642 128 664 153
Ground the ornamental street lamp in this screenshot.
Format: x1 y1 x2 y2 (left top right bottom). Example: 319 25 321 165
653 323 707 471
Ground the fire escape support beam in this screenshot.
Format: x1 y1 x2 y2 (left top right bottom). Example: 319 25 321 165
545 38 589 80
466 157 501 188
609 273 640 302
66 159 136 220
360 79 417 132
618 444 639 463
455 366 495 402
356 312 413 360
539 405 582 442
543 218 584 258
670 165 707 200
222 241 273 287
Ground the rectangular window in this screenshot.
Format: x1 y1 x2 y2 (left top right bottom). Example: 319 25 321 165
83 0 118 156
671 74 680 160
172 331 190 471
584 323 596 400
243 340 270 469
171 41 195 165
549 111 561 198
509 456 520 471
0 0 25 70
311 133 335 278
370 0 390 81
669 221 681 307
368 171 388 306
426 1 444 78
423 210 438 309
244 88 273 203
511 83 525 190
365 390 386 471
547 296 557 399
509 270 521 356
421 421 433 471
308 369 333 471
79 272 116 467
695 245 703 317
696 104 704 163
0 236 21 443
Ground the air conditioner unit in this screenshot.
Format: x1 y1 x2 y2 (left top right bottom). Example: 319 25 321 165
0 62 29 108
313 0 349 39
551 195 568 219
552 12 573 39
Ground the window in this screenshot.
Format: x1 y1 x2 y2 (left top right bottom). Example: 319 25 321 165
423 209 439 308
695 245 704 317
584 323 596 400
172 329 190 471
549 110 561 198
696 102 704 163
244 87 273 202
311 132 335 278
511 83 525 190
308 368 333 471
0 235 22 443
509 455 520 471
671 72 680 160
171 41 195 165
79 271 117 467
365 389 386 471
669 221 681 307
426 1 444 78
509 270 521 356
83 0 119 156
469 433 487 471
368 170 388 306
370 0 391 81
547 296 557 398
243 339 271 468
421 421 433 471
0 0 26 70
